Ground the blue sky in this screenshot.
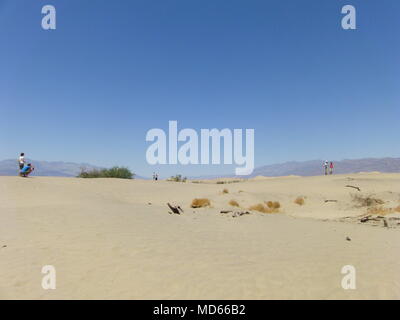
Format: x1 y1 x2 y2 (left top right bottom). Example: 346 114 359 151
0 0 399 177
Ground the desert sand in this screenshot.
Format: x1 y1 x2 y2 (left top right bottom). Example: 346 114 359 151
1 173 400 299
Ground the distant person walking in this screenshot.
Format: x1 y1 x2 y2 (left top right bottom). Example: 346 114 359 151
18 153 25 170
329 162 334 175
324 160 328 175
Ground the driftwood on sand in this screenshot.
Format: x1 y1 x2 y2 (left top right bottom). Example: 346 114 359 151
359 215 390 228
220 210 251 218
383 219 389 228
345 185 361 192
360 215 372 223
167 203 184 215
232 211 251 218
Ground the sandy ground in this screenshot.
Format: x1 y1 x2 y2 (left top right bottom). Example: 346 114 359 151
1 173 400 299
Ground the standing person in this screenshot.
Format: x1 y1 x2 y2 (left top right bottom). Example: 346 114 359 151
329 162 334 175
155 173 158 181
324 160 328 175
18 153 25 170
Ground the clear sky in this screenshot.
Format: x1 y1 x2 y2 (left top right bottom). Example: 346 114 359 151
0 0 399 177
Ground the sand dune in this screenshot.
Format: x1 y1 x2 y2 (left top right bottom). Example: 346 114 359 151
1 173 400 299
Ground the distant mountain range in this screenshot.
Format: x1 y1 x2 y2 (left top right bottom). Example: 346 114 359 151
192 157 400 179
248 158 400 177
0 159 148 179
0 159 102 177
1 157 400 178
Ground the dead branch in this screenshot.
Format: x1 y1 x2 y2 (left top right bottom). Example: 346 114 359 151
383 219 389 228
346 185 361 192
360 215 372 223
220 210 233 214
232 211 251 218
167 203 183 215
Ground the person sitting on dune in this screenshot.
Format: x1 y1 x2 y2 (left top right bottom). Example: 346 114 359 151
20 163 34 177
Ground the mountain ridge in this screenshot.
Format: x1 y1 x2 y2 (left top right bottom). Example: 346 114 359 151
1 157 400 179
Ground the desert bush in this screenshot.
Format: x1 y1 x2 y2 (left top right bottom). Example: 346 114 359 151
78 168 102 178
351 194 384 207
367 205 400 215
216 180 242 185
294 197 305 206
191 198 211 208
367 206 392 215
249 203 280 214
229 199 240 207
222 188 229 194
169 174 187 182
265 201 281 209
78 167 134 179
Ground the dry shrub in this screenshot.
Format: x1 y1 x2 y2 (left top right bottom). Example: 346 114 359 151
368 206 394 215
249 204 268 213
294 197 305 206
368 205 400 215
222 188 229 194
217 180 242 184
191 198 211 208
249 203 280 214
265 201 281 209
229 199 240 207
351 194 384 207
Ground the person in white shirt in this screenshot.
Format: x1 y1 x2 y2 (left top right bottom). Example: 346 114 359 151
18 153 25 170
324 160 328 175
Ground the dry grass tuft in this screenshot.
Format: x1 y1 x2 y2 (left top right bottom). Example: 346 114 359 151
294 197 305 206
217 180 242 185
249 203 280 214
350 194 399 215
265 201 281 209
367 205 400 215
249 204 268 213
222 188 229 194
191 198 211 208
351 194 384 207
367 207 391 215
229 199 240 207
